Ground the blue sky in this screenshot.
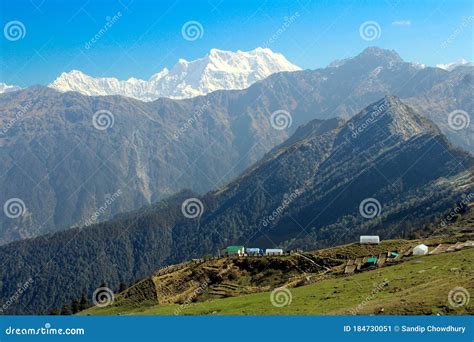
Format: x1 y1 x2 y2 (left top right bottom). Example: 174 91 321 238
1 0 473 87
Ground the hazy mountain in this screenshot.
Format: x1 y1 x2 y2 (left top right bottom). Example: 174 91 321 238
0 82 21 94
0 85 289 244
404 66 474 150
0 47 472 245
0 96 471 314
48 48 301 101
436 59 474 71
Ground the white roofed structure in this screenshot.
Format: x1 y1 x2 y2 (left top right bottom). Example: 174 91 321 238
359 235 380 244
265 248 283 256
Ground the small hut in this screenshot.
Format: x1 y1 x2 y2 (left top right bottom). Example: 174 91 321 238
223 246 245 257
360 235 380 244
246 247 263 256
265 248 283 256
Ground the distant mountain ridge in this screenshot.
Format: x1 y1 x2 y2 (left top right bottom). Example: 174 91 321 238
436 58 474 71
0 82 21 94
0 95 471 314
4 51 472 98
48 48 301 101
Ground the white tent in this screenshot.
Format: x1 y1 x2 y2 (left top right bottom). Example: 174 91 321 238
413 244 429 256
359 235 380 244
265 248 283 256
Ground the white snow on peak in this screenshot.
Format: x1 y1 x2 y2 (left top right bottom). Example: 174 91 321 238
436 58 473 71
48 47 301 101
411 62 426 70
0 82 22 94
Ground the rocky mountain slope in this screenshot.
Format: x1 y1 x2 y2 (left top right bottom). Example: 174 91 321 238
0 47 472 245
404 66 474 150
0 85 288 244
0 96 472 314
48 48 301 101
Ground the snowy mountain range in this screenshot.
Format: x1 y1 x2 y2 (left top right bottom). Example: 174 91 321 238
47 48 301 101
2 51 472 100
0 82 21 94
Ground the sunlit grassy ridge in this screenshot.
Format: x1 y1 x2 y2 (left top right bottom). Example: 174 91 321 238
82 246 473 316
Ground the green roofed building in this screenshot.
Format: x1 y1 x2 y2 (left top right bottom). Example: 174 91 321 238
223 246 245 257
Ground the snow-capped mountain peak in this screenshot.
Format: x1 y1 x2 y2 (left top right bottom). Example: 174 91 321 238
0 82 22 94
436 58 473 71
48 48 301 101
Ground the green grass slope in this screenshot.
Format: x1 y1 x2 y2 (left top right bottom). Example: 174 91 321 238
82 247 473 316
